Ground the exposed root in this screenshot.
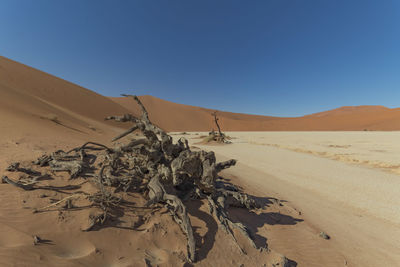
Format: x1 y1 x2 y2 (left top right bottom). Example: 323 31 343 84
147 175 195 262
4 94 259 263
2 175 35 190
207 195 257 254
33 193 84 213
82 212 108 232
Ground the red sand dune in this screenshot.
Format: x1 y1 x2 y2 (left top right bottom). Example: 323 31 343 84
0 56 296 266
110 96 400 132
2 55 400 132
1 56 400 267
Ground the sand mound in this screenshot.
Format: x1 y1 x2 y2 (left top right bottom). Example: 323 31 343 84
3 55 400 133
110 96 400 132
110 95 282 132
0 56 130 123
1 55 399 266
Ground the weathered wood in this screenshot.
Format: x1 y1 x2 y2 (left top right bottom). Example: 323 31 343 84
4 94 259 263
49 160 85 178
112 125 139 142
212 111 223 137
208 111 230 143
2 176 34 190
67 142 112 154
147 175 195 262
33 193 83 213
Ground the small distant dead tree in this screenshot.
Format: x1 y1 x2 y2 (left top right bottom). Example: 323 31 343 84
208 111 229 143
3 95 257 263
212 111 222 136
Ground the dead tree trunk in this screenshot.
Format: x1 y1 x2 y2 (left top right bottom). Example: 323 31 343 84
4 94 258 263
212 111 223 137
208 111 230 143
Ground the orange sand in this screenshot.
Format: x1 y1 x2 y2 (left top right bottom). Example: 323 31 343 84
1 55 399 266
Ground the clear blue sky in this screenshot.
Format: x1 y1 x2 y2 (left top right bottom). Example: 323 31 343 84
1 1 399 116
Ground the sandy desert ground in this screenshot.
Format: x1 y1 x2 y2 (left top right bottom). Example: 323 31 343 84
2 130 400 266
173 131 400 267
0 121 296 266
1 56 400 266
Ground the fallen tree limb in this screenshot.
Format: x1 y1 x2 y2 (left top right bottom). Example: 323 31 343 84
33 193 84 213
112 125 139 142
2 175 34 190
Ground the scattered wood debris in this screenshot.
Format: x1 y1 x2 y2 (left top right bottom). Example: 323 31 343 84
319 231 330 240
4 94 262 263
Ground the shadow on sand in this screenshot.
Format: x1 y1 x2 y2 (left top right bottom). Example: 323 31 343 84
32 172 300 266
185 177 302 265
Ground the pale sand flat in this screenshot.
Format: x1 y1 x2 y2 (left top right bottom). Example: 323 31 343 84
179 131 400 267
1 55 400 266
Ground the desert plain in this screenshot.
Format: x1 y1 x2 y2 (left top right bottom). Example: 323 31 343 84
180 131 400 266
1 56 400 266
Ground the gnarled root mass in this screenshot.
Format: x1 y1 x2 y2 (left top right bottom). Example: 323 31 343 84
4 95 259 263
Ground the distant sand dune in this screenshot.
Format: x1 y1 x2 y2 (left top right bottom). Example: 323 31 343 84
110 96 400 131
0 56 299 266
1 56 400 266
2 55 400 132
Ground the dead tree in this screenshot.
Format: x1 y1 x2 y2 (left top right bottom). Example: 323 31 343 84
4 95 258 263
212 111 222 136
208 111 229 143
